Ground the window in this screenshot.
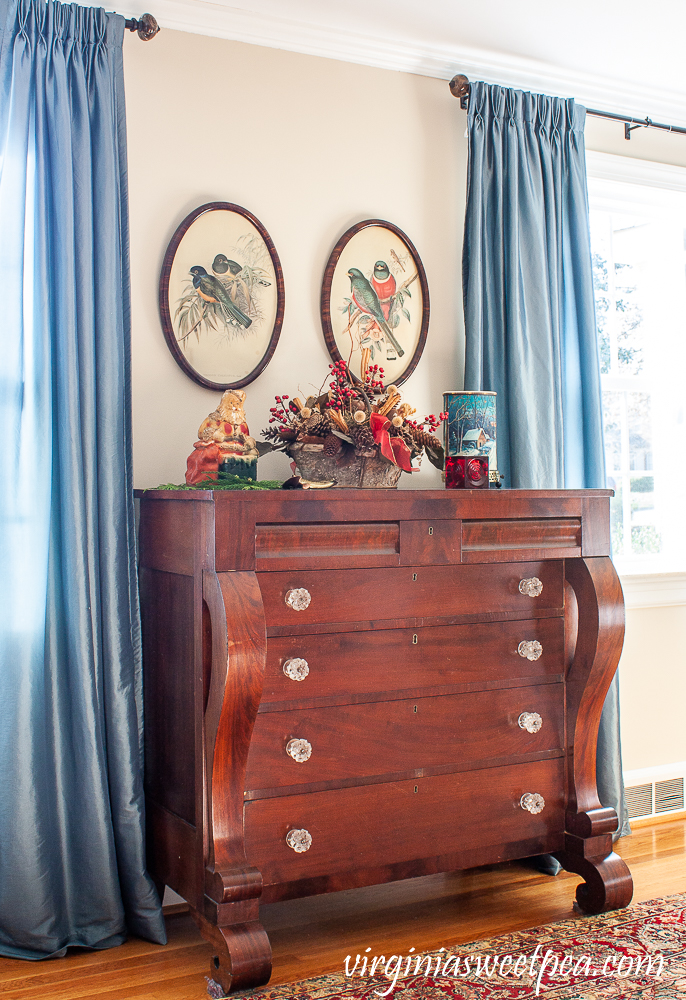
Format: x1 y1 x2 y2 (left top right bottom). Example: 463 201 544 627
587 154 686 575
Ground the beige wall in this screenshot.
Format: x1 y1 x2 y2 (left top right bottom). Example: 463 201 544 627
124 29 685 774
124 29 464 491
585 115 686 167
619 604 686 772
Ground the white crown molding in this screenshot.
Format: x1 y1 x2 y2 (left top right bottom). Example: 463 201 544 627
586 151 686 192
114 0 686 127
620 572 686 610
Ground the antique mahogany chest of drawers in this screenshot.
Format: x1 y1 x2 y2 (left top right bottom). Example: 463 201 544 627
137 488 633 994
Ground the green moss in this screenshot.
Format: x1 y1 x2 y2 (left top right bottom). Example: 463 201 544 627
150 474 283 492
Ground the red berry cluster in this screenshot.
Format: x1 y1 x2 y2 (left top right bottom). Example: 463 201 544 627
268 394 293 431
363 364 385 393
407 411 448 434
326 360 358 410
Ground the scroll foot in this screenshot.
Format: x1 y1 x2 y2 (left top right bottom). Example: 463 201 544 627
193 912 272 995
554 848 633 915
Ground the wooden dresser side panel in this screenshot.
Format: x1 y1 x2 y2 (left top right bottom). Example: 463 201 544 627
139 498 200 575
581 496 612 557
140 567 196 827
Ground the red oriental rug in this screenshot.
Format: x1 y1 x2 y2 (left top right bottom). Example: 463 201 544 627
208 893 686 999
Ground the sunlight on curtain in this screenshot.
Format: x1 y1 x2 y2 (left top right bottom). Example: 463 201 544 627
0 0 165 958
462 81 629 843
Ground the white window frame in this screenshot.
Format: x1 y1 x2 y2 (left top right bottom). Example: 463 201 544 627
586 150 686 609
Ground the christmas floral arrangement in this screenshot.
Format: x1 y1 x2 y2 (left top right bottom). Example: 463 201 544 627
261 355 446 487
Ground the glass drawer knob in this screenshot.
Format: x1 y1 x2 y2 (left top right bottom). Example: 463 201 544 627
518 640 543 660
286 828 312 853
283 657 309 681
519 577 543 597
518 712 543 734
286 738 312 762
285 588 311 611
520 792 546 814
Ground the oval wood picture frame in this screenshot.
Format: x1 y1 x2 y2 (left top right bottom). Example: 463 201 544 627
159 202 285 390
321 219 429 388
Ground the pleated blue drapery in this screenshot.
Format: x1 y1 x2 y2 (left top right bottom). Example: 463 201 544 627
462 81 629 838
0 0 166 957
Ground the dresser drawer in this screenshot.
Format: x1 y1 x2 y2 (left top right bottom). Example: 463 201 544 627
262 617 564 707
246 684 562 791
258 561 563 628
244 758 565 885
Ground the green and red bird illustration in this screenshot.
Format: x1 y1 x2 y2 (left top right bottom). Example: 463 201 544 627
371 261 396 321
190 265 252 329
347 267 404 357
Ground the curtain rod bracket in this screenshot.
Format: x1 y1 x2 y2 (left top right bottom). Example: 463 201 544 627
448 73 686 141
449 73 470 110
124 13 159 40
624 117 652 140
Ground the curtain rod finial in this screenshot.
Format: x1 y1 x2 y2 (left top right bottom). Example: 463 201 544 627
449 74 470 109
126 13 160 40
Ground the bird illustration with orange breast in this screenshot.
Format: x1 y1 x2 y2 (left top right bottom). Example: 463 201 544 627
371 260 396 321
190 265 252 329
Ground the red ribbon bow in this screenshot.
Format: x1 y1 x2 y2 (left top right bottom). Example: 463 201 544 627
369 412 413 472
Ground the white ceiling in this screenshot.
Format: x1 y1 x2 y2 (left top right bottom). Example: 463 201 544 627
115 0 686 124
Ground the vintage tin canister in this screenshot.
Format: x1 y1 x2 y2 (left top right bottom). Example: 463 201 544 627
443 390 499 486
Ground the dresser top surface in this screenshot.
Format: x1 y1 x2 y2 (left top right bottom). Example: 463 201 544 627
136 487 613 504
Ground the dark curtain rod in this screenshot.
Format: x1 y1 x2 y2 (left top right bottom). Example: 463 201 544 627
450 74 686 141
124 12 159 39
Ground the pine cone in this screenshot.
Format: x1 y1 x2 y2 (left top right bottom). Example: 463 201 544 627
350 422 376 456
388 424 417 448
323 433 343 456
408 425 441 452
305 411 330 436
391 424 416 450
350 422 374 446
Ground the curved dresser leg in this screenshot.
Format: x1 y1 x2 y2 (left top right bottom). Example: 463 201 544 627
195 911 272 996
554 846 633 915
200 571 270 994
562 557 633 915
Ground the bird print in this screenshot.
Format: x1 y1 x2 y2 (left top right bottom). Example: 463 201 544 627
211 254 253 314
190 265 252 329
213 253 271 287
347 267 404 357
371 261 396 321
212 253 242 277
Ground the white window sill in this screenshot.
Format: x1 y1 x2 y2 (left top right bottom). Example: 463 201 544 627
619 572 686 610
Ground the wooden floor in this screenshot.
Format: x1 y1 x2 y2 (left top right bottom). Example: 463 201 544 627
1 817 684 1000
